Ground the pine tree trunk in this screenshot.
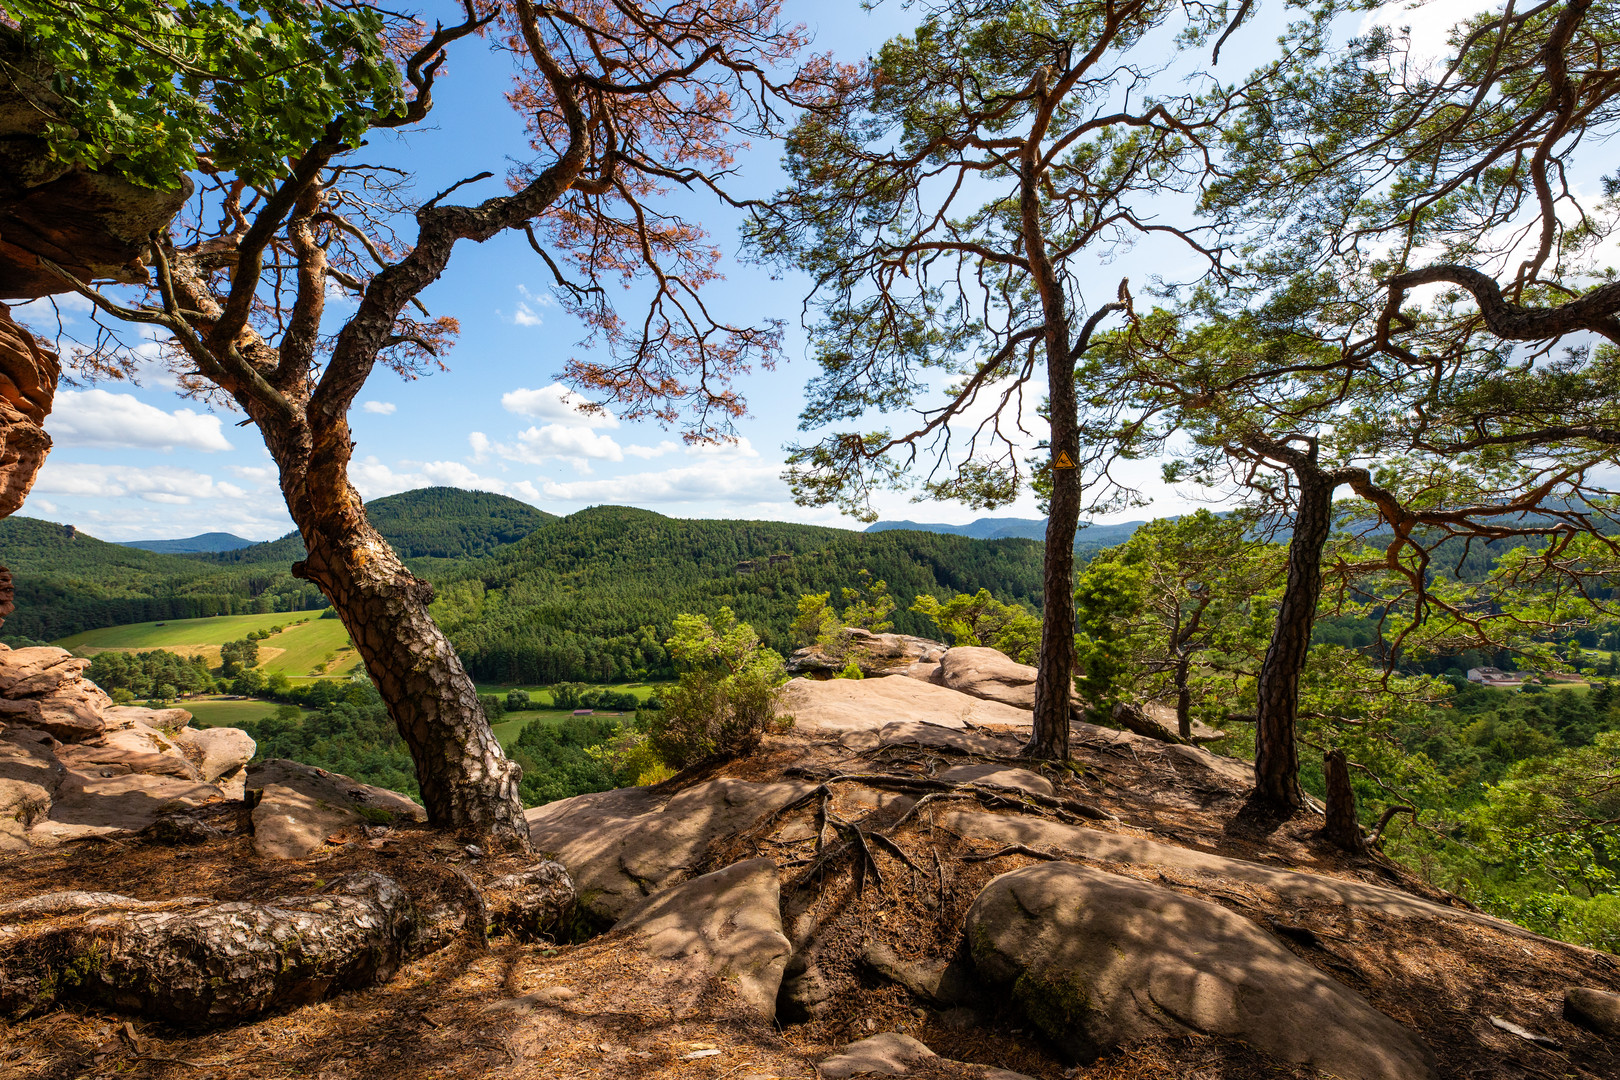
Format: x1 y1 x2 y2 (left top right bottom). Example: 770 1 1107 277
1026 341 1079 761
257 411 530 848
1175 653 1193 740
1247 465 1336 816
1321 749 1367 852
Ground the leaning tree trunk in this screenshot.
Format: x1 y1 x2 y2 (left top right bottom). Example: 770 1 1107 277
1175 652 1194 740
1247 464 1336 816
261 415 530 848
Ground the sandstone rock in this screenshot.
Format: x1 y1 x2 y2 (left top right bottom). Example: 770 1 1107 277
173 726 255 782
103 705 193 732
251 783 364 860
818 1033 936 1078
943 810 1509 924
859 943 980 1008
611 857 790 1018
0 306 59 520
1564 987 1620 1037
844 719 1016 757
938 763 1053 796
54 742 202 782
526 778 814 924
0 679 114 740
936 646 1047 710
779 675 1032 737
0 646 83 695
786 628 947 678
967 863 1439 1079
777 951 834 1022
32 769 219 842
245 759 424 822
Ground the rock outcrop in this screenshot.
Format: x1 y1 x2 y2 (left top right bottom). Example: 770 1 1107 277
0 644 255 846
786 628 948 678
968 862 1440 1080
779 674 1034 735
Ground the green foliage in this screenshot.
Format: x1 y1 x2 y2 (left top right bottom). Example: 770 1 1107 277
218 637 259 676
239 682 418 797
651 608 791 768
791 592 838 647
4 0 404 189
911 588 1041 662
505 689 531 712
835 660 865 680
509 715 633 807
839 570 895 632
85 649 213 698
478 694 504 722
1071 557 1147 711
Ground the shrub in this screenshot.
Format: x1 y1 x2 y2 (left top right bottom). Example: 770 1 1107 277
479 694 505 721
649 608 791 769
505 689 531 712
836 660 864 680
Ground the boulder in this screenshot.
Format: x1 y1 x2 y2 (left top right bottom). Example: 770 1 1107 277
103 705 193 732
778 675 1032 737
251 783 364 860
943 811 1509 924
0 647 89 696
967 863 1439 1079
173 726 255 783
611 857 790 1018
0 306 59 519
526 778 814 924
31 769 219 842
1564 987 1620 1037
843 719 1016 757
245 759 424 822
936 646 1047 710
938 763 1054 796
817 1033 936 1078
52 717 203 781
786 628 947 678
0 679 114 740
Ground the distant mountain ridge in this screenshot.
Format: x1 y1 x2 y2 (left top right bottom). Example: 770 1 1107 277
117 532 256 554
868 516 1147 547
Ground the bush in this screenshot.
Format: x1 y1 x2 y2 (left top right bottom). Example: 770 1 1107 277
505 689 531 712
649 608 791 769
319 607 340 619
836 660 864 680
479 694 505 721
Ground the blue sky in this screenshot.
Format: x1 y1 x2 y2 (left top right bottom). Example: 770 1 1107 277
12 0 1490 541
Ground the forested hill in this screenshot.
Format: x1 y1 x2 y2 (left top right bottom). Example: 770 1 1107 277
206 487 558 564
117 532 255 554
0 516 327 640
868 516 1147 550
433 505 1046 684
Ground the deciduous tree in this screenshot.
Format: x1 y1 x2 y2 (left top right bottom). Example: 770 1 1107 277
22 0 833 843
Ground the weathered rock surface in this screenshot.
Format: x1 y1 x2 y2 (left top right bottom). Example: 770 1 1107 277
786 628 947 677
1564 986 1620 1037
936 646 1050 710
779 675 1032 736
817 1032 936 1078
944 810 1510 924
968 863 1439 1079
938 762 1054 796
0 304 58 522
842 719 1016 757
526 778 814 923
246 759 425 821
611 857 790 1018
251 783 364 860
32 768 219 842
173 725 255 782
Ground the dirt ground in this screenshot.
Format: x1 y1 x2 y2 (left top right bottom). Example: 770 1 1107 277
2 724 1618 1080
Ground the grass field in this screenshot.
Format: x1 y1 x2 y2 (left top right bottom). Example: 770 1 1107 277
182 698 305 727
473 681 667 703
57 613 362 678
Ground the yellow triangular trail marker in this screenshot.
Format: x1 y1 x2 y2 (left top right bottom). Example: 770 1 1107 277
1053 451 1076 470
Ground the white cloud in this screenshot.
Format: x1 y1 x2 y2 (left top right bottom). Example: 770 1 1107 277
540 459 790 507
625 441 681 460
496 424 624 467
502 284 555 328
468 431 491 462
228 465 277 484
500 384 618 428
46 389 233 452
29 463 244 503
347 456 545 505
362 400 398 415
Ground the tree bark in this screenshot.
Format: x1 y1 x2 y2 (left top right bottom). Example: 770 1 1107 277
1321 749 1367 853
1247 461 1337 816
285 475 529 846
1175 652 1194 740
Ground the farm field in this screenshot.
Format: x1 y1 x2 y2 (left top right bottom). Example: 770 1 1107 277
56 613 361 678
181 698 305 728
